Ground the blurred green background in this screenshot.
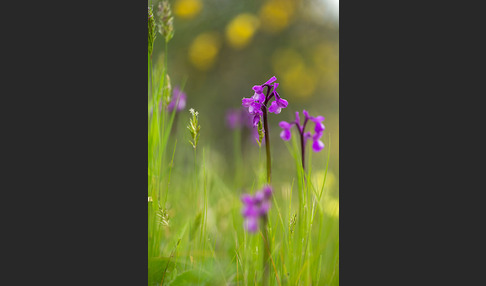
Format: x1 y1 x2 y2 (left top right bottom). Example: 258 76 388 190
152 0 338 192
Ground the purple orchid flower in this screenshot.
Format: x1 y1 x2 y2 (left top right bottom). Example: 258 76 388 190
242 77 287 184
167 86 187 112
242 76 288 127
225 109 240 129
241 185 273 233
267 83 288 114
278 110 326 169
279 109 325 152
225 107 264 143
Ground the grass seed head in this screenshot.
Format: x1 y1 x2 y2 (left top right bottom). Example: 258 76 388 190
163 73 172 107
157 0 174 43
148 6 156 56
157 207 170 227
187 108 201 149
256 119 264 147
289 213 297 234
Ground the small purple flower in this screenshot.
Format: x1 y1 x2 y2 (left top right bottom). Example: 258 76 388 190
225 107 264 143
304 131 312 142
312 133 325 152
241 185 273 233
226 109 240 129
305 110 325 152
279 121 292 141
254 191 265 203
167 87 187 112
278 109 326 153
242 76 288 127
267 83 288 114
263 185 272 199
244 217 259 233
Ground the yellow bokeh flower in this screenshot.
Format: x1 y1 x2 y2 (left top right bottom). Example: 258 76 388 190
225 13 260 49
272 48 317 98
174 0 202 19
259 0 295 34
188 32 221 71
282 66 317 98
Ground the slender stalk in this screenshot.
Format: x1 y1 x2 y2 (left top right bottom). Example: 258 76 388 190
296 117 309 171
262 215 270 286
263 109 271 184
300 129 305 171
193 147 197 204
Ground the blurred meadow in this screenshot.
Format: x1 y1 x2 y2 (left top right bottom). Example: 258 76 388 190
148 0 338 285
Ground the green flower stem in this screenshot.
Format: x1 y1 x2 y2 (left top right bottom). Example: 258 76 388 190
262 214 270 286
262 109 271 184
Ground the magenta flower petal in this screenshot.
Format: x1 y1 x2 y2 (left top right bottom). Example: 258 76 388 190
277 98 288 108
268 101 279 113
315 122 325 133
313 116 325 122
177 94 187 110
264 76 277 85
252 92 265 103
242 98 253 107
249 102 262 114
303 131 312 144
279 121 291 129
303 109 310 119
295 112 300 123
254 191 264 203
241 194 254 204
226 110 239 129
256 93 266 103
242 204 259 217
168 87 187 112
312 139 325 152
253 85 264 94
167 102 175 112
252 115 260 127
263 186 273 199
240 185 273 234
259 201 271 215
280 129 291 141
244 217 259 233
